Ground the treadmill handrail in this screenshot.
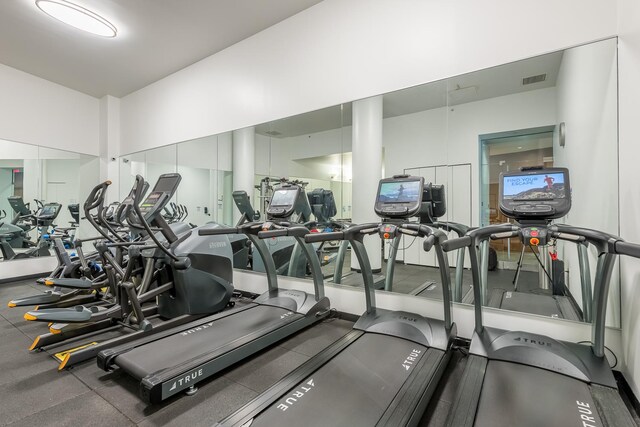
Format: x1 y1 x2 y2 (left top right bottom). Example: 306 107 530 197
259 223 326 301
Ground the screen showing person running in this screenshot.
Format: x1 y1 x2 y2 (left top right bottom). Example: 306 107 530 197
502 172 566 200
378 180 422 204
271 189 297 206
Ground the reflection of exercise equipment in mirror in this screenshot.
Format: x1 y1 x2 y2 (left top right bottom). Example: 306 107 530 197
441 166 637 427
331 179 471 296
0 196 38 250
0 198 62 260
465 166 589 321
382 180 472 300
218 174 455 427
250 178 316 278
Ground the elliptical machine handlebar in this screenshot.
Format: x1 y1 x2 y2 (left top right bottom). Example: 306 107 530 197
199 227 241 236
130 175 179 261
85 181 110 211
83 180 122 243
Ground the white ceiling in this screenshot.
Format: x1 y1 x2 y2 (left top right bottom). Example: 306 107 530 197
0 0 322 97
258 50 563 139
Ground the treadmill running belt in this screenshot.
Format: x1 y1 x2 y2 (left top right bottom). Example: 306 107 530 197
114 305 301 380
247 333 430 427
474 361 603 427
500 292 563 318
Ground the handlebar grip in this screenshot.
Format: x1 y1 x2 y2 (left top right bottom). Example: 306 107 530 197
305 231 344 243
441 236 471 252
423 234 436 252
85 181 111 210
258 229 288 239
199 227 239 236
131 175 146 203
615 241 640 259
491 231 520 240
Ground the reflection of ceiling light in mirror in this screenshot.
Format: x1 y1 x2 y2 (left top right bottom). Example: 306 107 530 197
35 0 117 37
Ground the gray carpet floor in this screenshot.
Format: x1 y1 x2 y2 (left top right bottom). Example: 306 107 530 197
0 278 465 426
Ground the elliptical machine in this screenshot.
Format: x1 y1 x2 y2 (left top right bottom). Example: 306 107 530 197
0 201 61 260
25 174 237 370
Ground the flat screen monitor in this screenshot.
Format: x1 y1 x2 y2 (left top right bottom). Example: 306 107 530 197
270 188 298 207
502 172 567 200
378 181 422 204
375 176 424 218
152 174 181 194
499 167 570 220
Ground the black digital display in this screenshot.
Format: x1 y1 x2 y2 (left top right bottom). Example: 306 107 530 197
271 189 298 206
153 175 180 193
378 181 422 204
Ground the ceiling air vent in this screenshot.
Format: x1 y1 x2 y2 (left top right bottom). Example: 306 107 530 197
265 130 283 137
522 74 546 85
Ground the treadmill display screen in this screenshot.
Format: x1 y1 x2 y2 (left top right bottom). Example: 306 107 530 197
153 175 180 193
41 205 59 216
503 172 566 200
271 189 297 207
378 181 421 204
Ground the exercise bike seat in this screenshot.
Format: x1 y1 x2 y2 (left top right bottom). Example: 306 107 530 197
24 305 94 323
45 277 93 289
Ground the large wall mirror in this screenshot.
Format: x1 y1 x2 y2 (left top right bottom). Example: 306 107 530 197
254 105 351 279
0 139 98 264
119 136 235 230
116 37 619 329
255 37 620 328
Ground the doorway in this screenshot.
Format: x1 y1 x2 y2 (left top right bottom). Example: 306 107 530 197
479 126 555 268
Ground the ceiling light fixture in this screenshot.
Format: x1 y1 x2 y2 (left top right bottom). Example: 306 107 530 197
35 0 117 37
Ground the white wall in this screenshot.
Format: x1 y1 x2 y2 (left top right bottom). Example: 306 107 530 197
617 0 640 398
0 63 100 155
119 0 616 155
553 38 619 325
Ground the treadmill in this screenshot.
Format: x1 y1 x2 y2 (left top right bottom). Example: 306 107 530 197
383 182 472 301
442 167 637 427
97 183 331 404
216 174 457 427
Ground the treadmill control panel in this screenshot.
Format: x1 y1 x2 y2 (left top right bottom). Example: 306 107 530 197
379 224 398 240
499 167 570 221
266 185 301 219
375 176 424 219
521 227 548 246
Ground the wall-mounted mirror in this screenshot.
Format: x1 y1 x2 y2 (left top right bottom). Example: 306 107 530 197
0 139 98 263
175 133 233 227
113 38 619 329
255 105 349 280
0 139 40 262
444 37 618 327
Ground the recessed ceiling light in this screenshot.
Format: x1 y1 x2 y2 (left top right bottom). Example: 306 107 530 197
518 146 523 149
35 0 117 38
